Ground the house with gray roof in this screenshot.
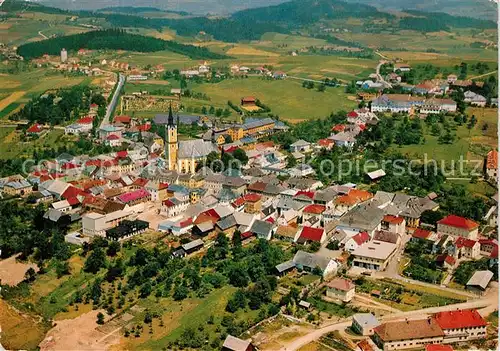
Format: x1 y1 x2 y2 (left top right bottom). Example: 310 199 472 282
292 250 338 278
290 139 312 153
249 219 275 240
338 203 384 235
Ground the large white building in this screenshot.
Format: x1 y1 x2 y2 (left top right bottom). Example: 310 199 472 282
82 210 131 237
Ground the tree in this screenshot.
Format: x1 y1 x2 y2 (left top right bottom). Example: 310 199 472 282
55 260 70 278
312 266 323 276
84 247 107 273
232 148 248 165
286 154 297 168
226 289 247 312
96 312 105 325
317 84 326 92
24 267 37 282
173 284 189 300
106 241 120 256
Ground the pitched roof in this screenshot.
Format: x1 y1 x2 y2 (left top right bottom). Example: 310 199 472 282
436 254 456 266
466 270 494 289
383 215 404 224
293 250 333 271
351 231 370 245
434 309 487 330
250 219 274 237
373 230 399 244
299 226 324 242
243 193 262 203
374 318 444 342
77 116 94 124
455 237 478 249
326 277 355 291
412 228 432 239
222 335 251 351
486 150 498 170
276 225 298 239
117 189 150 203
303 204 326 214
27 123 43 133
295 191 315 200
438 215 479 230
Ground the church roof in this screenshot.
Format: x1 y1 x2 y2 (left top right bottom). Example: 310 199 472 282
178 139 218 159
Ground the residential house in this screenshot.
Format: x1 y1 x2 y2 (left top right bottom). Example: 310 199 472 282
26 123 43 136
325 278 355 302
345 231 370 252
337 203 384 236
455 237 480 259
222 335 255 351
351 240 397 271
394 63 411 72
434 309 487 343
437 215 479 240
435 254 456 271
290 140 312 153
117 189 151 206
479 239 498 258
297 226 327 244
2 179 32 197
373 230 400 245
249 219 275 240
145 181 169 202
275 225 299 242
420 98 457 114
302 204 326 223
373 318 445 351
82 210 131 237
464 91 487 107
161 197 189 218
106 219 149 241
381 215 405 236
158 217 193 236
352 313 380 336
292 250 338 278
243 193 262 214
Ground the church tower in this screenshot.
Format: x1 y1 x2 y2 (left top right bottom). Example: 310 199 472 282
165 103 178 171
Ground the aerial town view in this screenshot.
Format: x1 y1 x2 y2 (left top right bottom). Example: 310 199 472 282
0 0 498 350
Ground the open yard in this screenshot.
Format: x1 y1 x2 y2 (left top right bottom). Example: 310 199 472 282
0 254 39 286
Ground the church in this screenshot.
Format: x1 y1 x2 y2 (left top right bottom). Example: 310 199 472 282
164 105 218 174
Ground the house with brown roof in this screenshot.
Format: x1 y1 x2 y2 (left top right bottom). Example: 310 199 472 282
326 277 355 302
373 318 445 351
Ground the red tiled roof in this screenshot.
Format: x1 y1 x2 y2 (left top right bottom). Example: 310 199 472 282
137 123 151 132
295 191 315 200
116 150 128 158
62 186 87 200
347 111 359 118
303 204 326 214
117 189 150 203
299 226 324 242
114 115 131 123
162 199 176 207
491 246 498 258
434 309 487 330
107 134 120 140
438 215 479 230
27 123 43 133
248 181 267 192
486 150 498 170
348 189 373 202
425 345 454 351
455 237 478 249
225 145 239 153
90 103 98 108
133 178 149 188
67 197 80 206
266 217 275 224
232 197 246 208
352 231 370 245
243 193 262 203
331 124 346 132
61 162 78 170
436 254 455 266
242 96 256 102
383 215 404 224
241 231 253 240
85 159 102 167
77 116 93 124
326 278 355 291
357 340 374 351
318 138 334 147
335 194 358 206
179 217 193 227
412 228 432 239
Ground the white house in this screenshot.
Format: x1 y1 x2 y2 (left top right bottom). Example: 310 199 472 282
161 197 189 218
326 278 355 302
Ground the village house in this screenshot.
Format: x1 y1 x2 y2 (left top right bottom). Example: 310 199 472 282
222 335 255 351
351 240 397 271
435 254 456 271
381 215 405 236
420 98 457 114
82 210 131 237
297 226 327 244
373 318 445 351
290 139 312 153
352 313 380 336
464 91 487 107
455 237 481 259
434 309 487 343
394 63 411 72
292 250 338 278
325 277 356 302
116 189 151 206
345 231 370 252
371 94 425 114
2 179 32 197
437 215 479 240
161 197 189 218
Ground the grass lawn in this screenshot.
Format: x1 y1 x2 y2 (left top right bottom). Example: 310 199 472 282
189 77 356 121
390 107 498 169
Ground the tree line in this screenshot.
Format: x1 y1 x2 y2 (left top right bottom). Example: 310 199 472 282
17 29 228 60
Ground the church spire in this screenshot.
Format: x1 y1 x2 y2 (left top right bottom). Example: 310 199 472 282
168 102 174 126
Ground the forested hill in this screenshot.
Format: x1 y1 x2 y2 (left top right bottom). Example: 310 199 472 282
16 29 229 60
232 0 392 25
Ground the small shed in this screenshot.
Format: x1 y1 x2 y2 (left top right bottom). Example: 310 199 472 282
466 270 494 292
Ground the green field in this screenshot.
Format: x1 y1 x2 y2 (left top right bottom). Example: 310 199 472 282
190 77 356 121
390 107 498 167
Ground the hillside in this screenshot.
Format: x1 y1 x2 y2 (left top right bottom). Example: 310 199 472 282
16 29 229 60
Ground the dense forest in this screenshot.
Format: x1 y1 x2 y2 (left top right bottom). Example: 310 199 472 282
16 29 227 60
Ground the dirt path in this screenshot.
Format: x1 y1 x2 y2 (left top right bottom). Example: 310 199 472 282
469 70 497 80
39 310 121 351
0 91 25 111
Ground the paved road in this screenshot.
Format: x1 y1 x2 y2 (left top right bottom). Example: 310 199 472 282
278 292 497 351
100 73 125 129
